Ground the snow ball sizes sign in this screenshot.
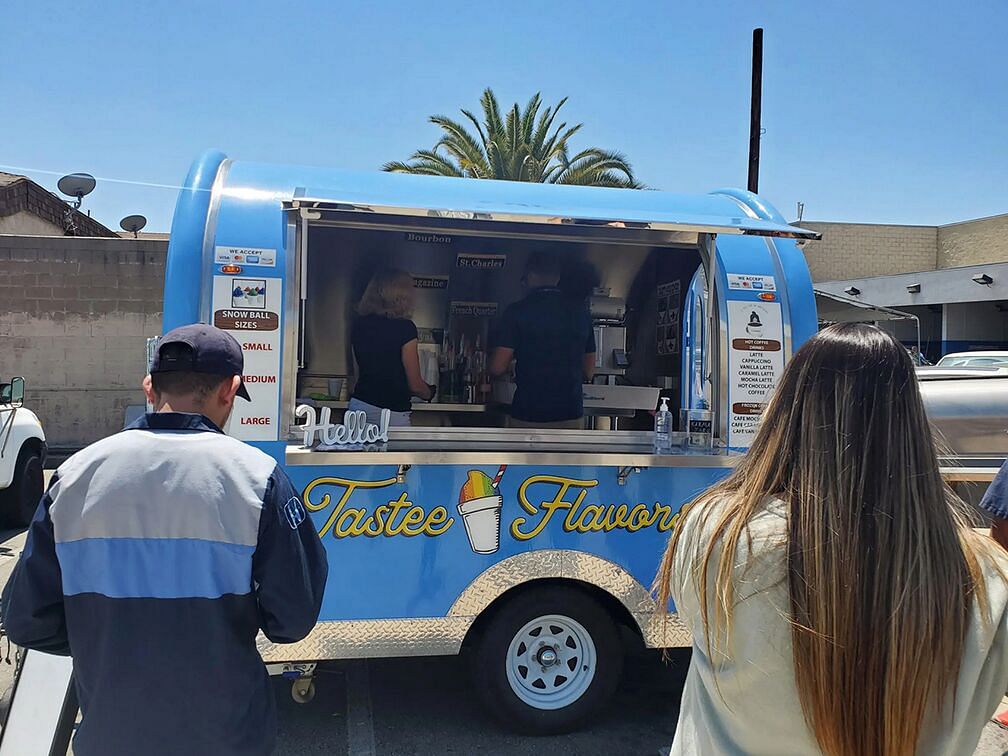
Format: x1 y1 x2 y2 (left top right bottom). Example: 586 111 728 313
727 300 784 449
212 276 282 441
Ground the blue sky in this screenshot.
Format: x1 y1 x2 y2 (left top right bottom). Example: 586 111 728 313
2 1 1005 232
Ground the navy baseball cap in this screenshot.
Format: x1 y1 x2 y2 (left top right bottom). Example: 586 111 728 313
151 324 251 401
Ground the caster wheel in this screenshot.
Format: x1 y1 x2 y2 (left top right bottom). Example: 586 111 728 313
291 679 316 704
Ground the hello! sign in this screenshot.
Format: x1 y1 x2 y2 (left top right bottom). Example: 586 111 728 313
295 405 390 448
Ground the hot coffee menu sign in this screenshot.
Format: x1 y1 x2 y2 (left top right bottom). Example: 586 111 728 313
726 299 784 449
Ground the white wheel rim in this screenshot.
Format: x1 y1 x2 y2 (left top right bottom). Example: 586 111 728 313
504 614 597 710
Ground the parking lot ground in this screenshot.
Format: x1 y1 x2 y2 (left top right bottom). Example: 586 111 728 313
274 649 688 756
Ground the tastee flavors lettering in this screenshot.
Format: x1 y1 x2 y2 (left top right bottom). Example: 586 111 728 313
299 472 684 552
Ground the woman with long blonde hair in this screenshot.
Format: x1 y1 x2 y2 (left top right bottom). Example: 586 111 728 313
350 268 434 427
655 323 1008 755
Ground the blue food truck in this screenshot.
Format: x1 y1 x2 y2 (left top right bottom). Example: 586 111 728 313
161 150 820 732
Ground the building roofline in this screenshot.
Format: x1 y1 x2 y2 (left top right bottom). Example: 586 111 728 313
0 174 118 237
938 211 1008 229
799 219 937 230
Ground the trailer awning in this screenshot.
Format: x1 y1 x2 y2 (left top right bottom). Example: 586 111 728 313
815 289 918 323
282 173 820 240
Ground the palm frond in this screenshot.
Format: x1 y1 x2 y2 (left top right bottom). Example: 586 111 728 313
430 115 490 177
530 97 568 155
460 108 489 152
486 139 509 180
387 88 643 188
480 88 505 142
505 102 521 157
565 148 636 173
541 122 582 163
385 150 466 177
553 151 642 187
382 161 416 173
520 93 542 146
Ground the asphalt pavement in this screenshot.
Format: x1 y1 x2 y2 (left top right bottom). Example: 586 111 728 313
0 471 1005 755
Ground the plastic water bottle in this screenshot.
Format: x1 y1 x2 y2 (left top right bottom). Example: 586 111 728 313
654 397 672 453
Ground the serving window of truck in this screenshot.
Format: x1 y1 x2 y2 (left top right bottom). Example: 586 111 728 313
162 151 819 730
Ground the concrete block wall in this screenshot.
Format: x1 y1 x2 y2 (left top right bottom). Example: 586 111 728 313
938 213 1008 269
800 222 938 282
0 235 167 447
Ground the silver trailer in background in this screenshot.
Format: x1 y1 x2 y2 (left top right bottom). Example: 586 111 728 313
919 371 1008 512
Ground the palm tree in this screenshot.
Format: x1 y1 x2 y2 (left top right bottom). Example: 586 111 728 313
384 88 643 188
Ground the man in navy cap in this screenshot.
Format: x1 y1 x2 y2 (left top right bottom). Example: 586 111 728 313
2 324 328 756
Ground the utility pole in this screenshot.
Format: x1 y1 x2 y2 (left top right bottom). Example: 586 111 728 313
747 28 764 194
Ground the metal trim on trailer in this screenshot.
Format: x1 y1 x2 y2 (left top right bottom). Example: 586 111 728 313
765 237 795 362
295 205 703 248
198 159 231 323
286 446 737 469
287 198 821 240
712 237 731 443
257 550 692 662
281 212 301 439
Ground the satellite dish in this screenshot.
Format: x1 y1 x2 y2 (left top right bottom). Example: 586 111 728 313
119 214 147 238
57 173 96 209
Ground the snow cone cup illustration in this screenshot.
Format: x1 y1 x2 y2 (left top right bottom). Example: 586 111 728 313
457 466 506 554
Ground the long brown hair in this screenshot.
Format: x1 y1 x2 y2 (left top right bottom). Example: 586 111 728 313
655 323 998 756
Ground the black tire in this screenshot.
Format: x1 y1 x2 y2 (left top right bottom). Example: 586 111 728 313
469 585 623 735
0 446 43 528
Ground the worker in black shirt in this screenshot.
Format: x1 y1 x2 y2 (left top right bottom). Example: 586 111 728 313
490 252 596 428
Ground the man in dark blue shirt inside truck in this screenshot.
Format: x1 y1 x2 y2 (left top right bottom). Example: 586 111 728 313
1 324 328 756
490 252 596 428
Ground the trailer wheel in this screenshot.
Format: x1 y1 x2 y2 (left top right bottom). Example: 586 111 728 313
470 585 623 734
0 446 43 529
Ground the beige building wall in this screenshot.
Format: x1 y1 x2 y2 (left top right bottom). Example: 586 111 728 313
938 213 1008 269
0 235 167 447
0 211 65 237
799 222 938 282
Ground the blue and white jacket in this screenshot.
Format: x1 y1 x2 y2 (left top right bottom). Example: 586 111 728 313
1 413 328 756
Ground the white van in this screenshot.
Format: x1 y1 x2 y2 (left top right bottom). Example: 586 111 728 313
0 378 46 527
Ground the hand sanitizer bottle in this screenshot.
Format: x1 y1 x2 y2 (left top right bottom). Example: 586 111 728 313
654 397 672 453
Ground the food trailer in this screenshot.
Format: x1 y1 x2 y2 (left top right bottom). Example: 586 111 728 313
161 150 820 732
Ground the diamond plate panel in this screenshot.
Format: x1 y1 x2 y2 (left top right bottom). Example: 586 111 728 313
448 549 689 647
635 612 693 648
257 617 471 662
259 550 692 663
448 550 564 616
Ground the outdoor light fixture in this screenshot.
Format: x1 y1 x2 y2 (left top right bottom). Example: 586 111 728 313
906 283 921 294
844 286 861 296
972 273 993 286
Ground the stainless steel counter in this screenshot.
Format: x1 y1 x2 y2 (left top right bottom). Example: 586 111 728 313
315 400 491 413
286 428 735 467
